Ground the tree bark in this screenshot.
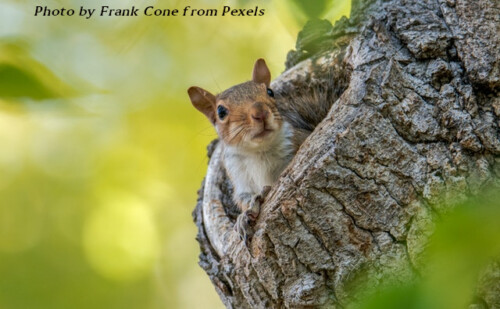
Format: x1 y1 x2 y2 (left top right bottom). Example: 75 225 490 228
193 0 500 307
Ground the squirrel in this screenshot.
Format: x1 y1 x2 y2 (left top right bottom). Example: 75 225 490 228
188 58 333 245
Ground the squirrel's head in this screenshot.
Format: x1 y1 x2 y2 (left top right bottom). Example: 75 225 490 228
188 58 283 150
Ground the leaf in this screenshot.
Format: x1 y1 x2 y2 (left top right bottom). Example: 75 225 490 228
274 0 351 35
0 42 77 100
290 0 330 19
0 64 53 100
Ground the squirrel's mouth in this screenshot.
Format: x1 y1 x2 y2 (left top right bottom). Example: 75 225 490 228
253 128 274 139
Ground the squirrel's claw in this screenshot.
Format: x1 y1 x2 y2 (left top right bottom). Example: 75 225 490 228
235 210 254 247
260 185 271 200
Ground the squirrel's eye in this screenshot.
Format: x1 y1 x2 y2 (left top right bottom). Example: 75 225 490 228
267 88 274 97
217 105 228 120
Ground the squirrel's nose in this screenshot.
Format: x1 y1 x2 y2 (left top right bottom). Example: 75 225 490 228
251 111 267 122
250 103 268 122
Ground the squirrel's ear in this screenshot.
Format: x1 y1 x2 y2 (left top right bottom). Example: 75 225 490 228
252 58 271 87
188 86 216 124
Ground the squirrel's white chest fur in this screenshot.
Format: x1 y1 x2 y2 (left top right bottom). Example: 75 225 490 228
223 122 295 196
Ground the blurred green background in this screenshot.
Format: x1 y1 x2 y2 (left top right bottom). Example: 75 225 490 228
0 0 350 308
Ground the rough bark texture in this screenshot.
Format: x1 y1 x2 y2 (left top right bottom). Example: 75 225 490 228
193 0 500 307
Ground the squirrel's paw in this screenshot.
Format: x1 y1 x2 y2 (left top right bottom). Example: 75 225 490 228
235 210 255 247
234 192 266 246
234 187 271 246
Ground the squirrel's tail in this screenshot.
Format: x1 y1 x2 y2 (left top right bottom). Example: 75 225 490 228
277 67 348 132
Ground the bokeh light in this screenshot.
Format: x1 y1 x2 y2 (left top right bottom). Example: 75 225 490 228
83 193 160 282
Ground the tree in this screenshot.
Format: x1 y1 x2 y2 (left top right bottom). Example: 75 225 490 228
193 0 500 307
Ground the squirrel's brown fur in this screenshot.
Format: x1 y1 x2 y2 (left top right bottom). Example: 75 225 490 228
188 58 335 244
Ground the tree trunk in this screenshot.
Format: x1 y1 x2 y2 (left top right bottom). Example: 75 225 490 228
193 0 500 307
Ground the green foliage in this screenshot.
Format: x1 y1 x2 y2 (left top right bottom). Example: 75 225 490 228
275 0 351 33
352 188 500 309
0 43 75 99
290 0 331 19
